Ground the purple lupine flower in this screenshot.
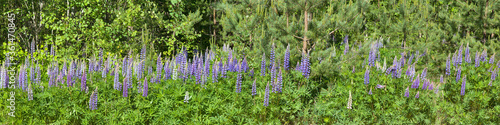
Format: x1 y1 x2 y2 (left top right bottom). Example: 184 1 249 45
456 66 461 83
491 68 497 81
143 77 148 97
452 51 457 67
428 82 434 90
364 67 370 85
164 59 171 80
422 79 428 90
123 77 128 97
369 46 377 67
301 52 311 79
368 88 372 95
489 54 495 64
241 57 248 73
408 54 414 66
97 48 103 71
415 91 420 98
264 82 270 107
156 54 162 83
440 75 444 83
81 69 87 91
446 54 451 75
457 44 463 65
421 68 427 79
352 66 355 73
212 60 218 83
475 51 480 67
295 61 301 71
465 43 471 63
236 62 242 93
270 62 276 93
277 68 283 93
461 75 466 96
252 79 257 96
376 84 386 89
343 40 349 55
205 55 211 76
412 74 420 89
89 87 98 110
27 83 33 101
114 63 121 90
269 43 275 70
284 44 290 70
480 49 487 62
249 68 254 77
261 53 266 76
404 87 410 97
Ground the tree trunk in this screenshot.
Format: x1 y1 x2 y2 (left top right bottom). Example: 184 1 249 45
302 2 308 55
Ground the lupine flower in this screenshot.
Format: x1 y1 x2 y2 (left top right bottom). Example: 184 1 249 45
156 54 162 83
114 63 121 90
269 43 275 70
89 87 98 110
184 91 190 103
475 51 480 67
123 77 128 97
352 66 355 73
457 44 463 65
252 79 257 96
270 62 276 93
261 53 266 76
236 63 242 93
421 68 427 79
492 68 498 81
264 82 270 107
347 90 352 109
212 60 218 83
277 68 283 93
249 68 254 77
172 63 178 80
440 75 444 83
489 81 493 86
412 74 420 89
376 84 386 89
242 57 248 73
456 66 461 83
27 84 33 101
446 54 451 75
428 82 434 90
81 69 87 91
284 44 290 70
368 88 372 95
422 79 428 90
415 91 420 98
143 78 148 97
461 75 466 96
489 53 495 64
164 59 171 80
301 52 311 79
369 45 377 67
295 61 301 71
364 67 370 85
404 87 410 98
480 49 487 62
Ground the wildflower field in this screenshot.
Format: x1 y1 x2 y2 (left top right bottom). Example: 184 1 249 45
1 0 500 124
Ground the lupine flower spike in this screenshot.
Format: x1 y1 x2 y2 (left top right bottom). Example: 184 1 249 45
368 88 372 95
364 67 370 85
415 91 420 98
264 82 270 107
404 87 410 98
252 79 257 96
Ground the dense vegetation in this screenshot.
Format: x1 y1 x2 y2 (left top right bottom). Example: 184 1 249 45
1 0 499 124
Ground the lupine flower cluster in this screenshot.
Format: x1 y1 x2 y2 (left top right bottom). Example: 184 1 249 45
446 54 451 75
235 62 242 93
489 53 495 64
81 69 87 91
89 87 98 110
465 43 471 63
480 49 488 62
412 74 420 89
475 51 480 67
404 87 410 98
415 91 420 98
364 67 370 85
284 44 290 70
299 52 311 79
264 82 270 107
252 79 257 96
269 43 275 70
276 68 283 93
143 78 148 97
